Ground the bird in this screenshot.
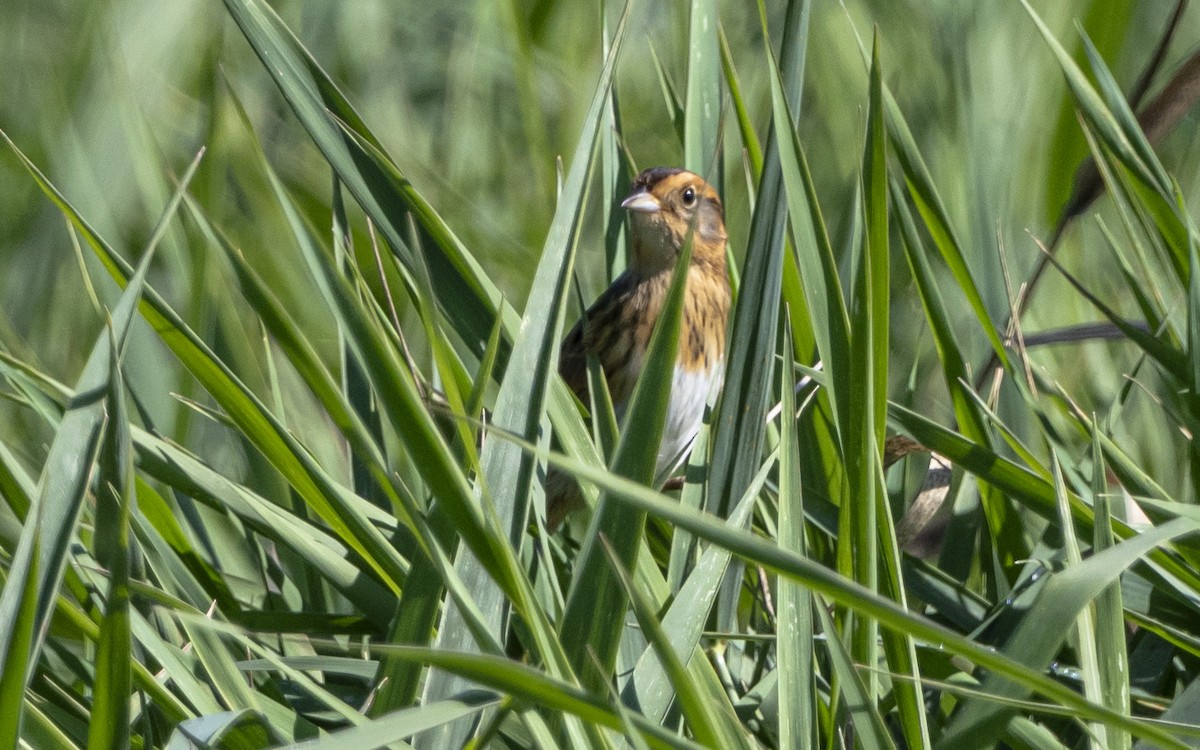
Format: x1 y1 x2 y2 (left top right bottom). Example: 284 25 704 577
546 167 731 530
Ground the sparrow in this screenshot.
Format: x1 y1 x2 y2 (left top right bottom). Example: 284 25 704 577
546 167 731 530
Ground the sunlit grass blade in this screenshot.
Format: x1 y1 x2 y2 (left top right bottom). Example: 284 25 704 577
220 0 516 358
684 0 720 180
770 47 849 433
861 34 889 453
336 641 707 750
278 692 502 750
559 218 692 697
1055 454 1108 750
703 0 809 631
0 240 156 747
88 326 134 750
519 440 1192 749
718 24 763 180
425 3 633 740
602 538 750 749
776 321 814 750
843 32 888 702
166 710 284 748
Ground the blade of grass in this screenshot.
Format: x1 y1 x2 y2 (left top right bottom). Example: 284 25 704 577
776 320 814 750
0 240 157 747
221 0 517 358
276 692 501 750
424 2 634 740
87 326 135 750
510 436 1194 749
624 448 775 724
602 538 751 749
814 598 896 750
684 0 720 179
705 0 809 630
843 32 888 703
559 215 693 697
1090 432 1131 750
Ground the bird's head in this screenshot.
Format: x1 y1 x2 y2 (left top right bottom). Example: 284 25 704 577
621 167 726 275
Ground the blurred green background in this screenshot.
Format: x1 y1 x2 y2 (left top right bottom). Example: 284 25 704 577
3 0 1200 484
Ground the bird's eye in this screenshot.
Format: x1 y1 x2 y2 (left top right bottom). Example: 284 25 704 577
681 187 696 206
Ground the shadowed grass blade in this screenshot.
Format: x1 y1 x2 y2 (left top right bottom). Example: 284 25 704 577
525 440 1192 749
936 515 1199 749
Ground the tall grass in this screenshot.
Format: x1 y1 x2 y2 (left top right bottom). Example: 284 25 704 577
2 0 1200 747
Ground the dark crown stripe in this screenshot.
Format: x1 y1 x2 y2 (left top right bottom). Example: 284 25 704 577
632 166 684 192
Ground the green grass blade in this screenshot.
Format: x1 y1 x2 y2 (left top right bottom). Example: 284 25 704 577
279 693 501 750
1091 432 1131 750
220 0 515 357
425 3 633 738
560 215 693 696
684 0 720 179
937 515 1200 749
88 327 135 750
862 34 889 452
770 49 850 434
844 32 888 701
625 451 774 724
704 0 809 630
776 321 814 750
718 24 763 180
0 242 156 747
602 539 750 750
814 599 896 750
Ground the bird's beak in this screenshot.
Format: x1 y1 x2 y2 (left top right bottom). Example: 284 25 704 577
621 189 661 213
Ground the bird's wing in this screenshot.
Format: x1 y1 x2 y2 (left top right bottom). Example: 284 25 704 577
557 271 639 406
558 316 590 400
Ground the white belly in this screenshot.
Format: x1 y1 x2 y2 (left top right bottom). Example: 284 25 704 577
655 362 722 483
608 353 722 486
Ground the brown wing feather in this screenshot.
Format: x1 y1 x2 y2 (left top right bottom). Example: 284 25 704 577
557 270 643 407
